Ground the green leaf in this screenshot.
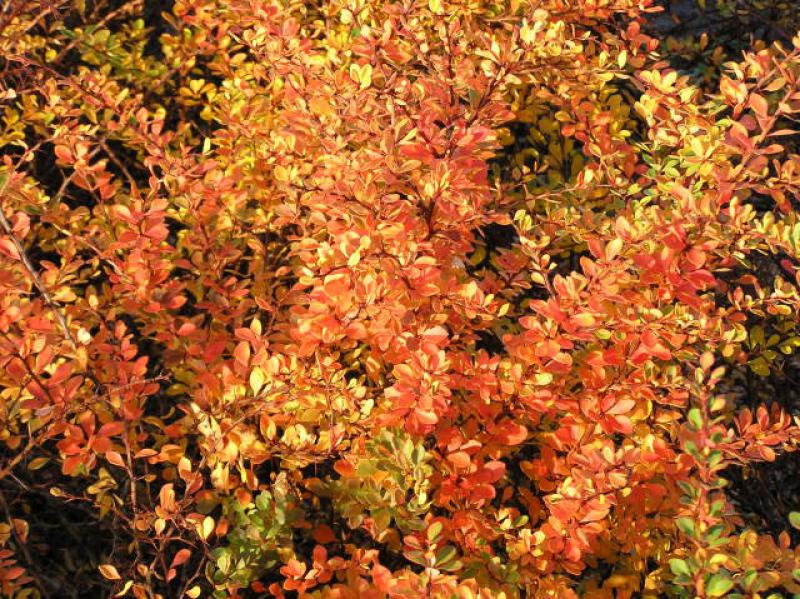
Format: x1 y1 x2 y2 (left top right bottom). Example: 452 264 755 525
669 558 691 578
676 517 696 537
790 512 800 529
705 524 725 543
707 450 723 469
688 408 703 430
742 569 757 589
427 521 443 542
434 545 457 566
706 573 734 597
255 492 272 512
356 460 376 477
438 559 463 572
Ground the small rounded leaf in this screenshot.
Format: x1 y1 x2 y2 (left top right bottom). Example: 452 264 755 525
706 573 734 597
99 564 121 580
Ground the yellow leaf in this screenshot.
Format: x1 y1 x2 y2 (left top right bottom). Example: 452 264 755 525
605 238 623 261
202 516 214 541
77 327 93 345
27 457 49 471
350 64 372 90
99 564 121 580
347 249 361 267
360 64 373 89
469 245 486 266
189 78 205 94
250 318 262 335
115 580 134 597
250 367 266 395
573 313 595 327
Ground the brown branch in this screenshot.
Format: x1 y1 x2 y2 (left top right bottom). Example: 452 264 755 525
0 491 51 599
0 171 77 349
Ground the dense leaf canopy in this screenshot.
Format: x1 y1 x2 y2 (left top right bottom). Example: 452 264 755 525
2 0 800 597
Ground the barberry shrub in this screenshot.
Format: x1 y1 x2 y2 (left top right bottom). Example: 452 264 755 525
2 0 800 597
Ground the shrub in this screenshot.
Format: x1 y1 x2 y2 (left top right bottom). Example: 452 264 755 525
2 0 800 597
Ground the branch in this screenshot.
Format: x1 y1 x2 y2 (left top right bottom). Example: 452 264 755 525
0 171 77 349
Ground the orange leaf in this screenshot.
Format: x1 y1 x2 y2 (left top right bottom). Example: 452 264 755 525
748 93 768 117
495 422 528 446
372 564 393 592
281 558 306 578
105 450 125 468
54 145 73 163
334 459 355 477
720 76 747 105
0 237 20 260
170 548 192 568
312 524 336 544
447 451 471 469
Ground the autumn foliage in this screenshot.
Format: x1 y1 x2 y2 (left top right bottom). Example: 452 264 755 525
3 0 800 597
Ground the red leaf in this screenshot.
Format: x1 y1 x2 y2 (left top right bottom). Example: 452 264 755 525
98 421 126 437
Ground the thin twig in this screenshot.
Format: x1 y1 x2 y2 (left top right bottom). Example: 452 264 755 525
0 491 51 598
0 171 78 349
